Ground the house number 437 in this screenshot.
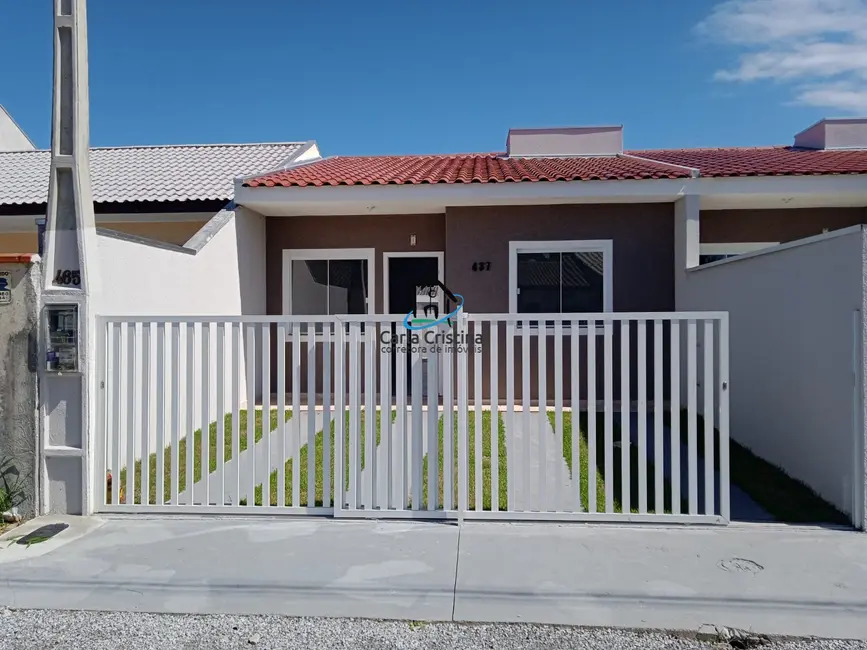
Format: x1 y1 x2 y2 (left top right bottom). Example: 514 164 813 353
54 269 81 286
471 262 491 272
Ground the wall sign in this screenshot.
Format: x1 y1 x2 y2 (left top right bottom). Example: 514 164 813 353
0 271 10 305
471 262 491 272
53 269 81 286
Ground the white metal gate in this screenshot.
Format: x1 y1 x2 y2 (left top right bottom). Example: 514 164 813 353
96 311 729 523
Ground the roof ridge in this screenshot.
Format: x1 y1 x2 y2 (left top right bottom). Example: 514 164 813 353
627 145 786 153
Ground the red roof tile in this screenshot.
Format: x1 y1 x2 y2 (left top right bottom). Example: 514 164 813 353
242 154 693 187
630 146 867 178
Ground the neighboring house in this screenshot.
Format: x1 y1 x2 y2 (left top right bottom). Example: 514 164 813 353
0 115 321 254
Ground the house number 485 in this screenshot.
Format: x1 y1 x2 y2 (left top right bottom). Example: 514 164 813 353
54 270 81 286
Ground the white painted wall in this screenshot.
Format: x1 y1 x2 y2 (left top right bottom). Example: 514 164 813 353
678 227 866 526
97 209 269 479
0 106 34 152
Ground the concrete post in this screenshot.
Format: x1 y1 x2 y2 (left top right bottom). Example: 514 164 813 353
40 0 100 515
674 195 700 310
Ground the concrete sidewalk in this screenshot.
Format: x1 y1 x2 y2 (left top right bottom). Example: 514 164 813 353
1 517 866 640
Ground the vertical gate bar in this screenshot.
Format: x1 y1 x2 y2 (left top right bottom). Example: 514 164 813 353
112 323 124 506
670 320 681 514
334 323 346 512
323 323 332 509
411 336 422 511
308 325 318 508
553 321 563 513
427 330 439 511
654 320 665 514
141 324 152 505
364 322 376 509
128 323 140 506
457 315 469 513
395 325 407 509
155 323 166 506
703 319 715 515
443 323 454 511
687 319 698 515
518 320 532 511
378 323 390 508
277 323 287 508
490 321 500 512
348 322 360 509
474 321 483 512
292 325 302 507
538 320 548 512
261 323 271 506
603 321 613 513
246 323 257 506
637 319 647 514
170 323 180 506
231 324 241 506
521 321 531 511
505 322 515 511
185 323 195 505
718 315 730 522
586 318 597 514
97 320 107 507
620 320 631 515
201 323 211 506
571 320 581 512
215 323 226 506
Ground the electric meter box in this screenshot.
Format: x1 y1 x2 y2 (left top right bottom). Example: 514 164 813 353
45 304 80 373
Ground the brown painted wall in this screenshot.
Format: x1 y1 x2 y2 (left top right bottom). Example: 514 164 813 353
0 232 38 254
445 203 675 313
265 213 446 315
701 207 867 244
265 204 676 402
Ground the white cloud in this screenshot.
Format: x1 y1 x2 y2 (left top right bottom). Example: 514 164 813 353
699 0 867 113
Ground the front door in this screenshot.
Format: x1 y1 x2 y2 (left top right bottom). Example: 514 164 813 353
387 255 441 394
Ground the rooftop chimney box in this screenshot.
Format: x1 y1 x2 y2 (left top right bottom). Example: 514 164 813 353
507 126 623 157
793 118 867 150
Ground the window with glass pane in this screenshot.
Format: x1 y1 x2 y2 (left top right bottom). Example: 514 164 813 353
516 250 605 314
291 259 369 315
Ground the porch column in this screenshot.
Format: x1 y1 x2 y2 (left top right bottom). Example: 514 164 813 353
41 0 100 515
674 195 700 309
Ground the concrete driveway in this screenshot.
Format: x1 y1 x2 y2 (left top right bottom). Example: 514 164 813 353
1 516 866 640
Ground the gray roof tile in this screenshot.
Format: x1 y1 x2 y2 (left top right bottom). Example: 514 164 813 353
0 142 309 205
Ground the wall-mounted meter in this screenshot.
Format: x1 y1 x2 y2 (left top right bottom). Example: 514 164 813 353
45 304 80 373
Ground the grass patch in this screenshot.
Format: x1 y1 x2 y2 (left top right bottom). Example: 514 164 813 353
251 408 388 507
665 409 849 525
115 408 291 505
421 411 507 510
556 412 682 514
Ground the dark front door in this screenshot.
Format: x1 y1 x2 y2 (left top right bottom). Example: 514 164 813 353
387 256 440 394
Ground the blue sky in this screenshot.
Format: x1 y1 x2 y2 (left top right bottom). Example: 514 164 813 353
1 0 865 155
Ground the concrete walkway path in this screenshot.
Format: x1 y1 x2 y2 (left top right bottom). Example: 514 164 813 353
503 410 576 512
617 413 774 521
1 516 865 640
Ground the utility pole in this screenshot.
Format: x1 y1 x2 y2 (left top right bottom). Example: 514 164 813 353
41 0 100 514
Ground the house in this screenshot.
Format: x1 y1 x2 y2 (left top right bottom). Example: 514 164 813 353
0 105 321 254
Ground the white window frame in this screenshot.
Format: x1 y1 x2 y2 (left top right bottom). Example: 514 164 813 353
508 240 613 327
282 247 376 316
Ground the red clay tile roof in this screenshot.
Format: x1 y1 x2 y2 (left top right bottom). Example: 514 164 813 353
242 154 693 187
629 146 867 178
242 146 867 188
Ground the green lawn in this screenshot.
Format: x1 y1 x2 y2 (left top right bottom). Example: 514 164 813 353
665 409 849 525
556 412 683 514
115 408 291 505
